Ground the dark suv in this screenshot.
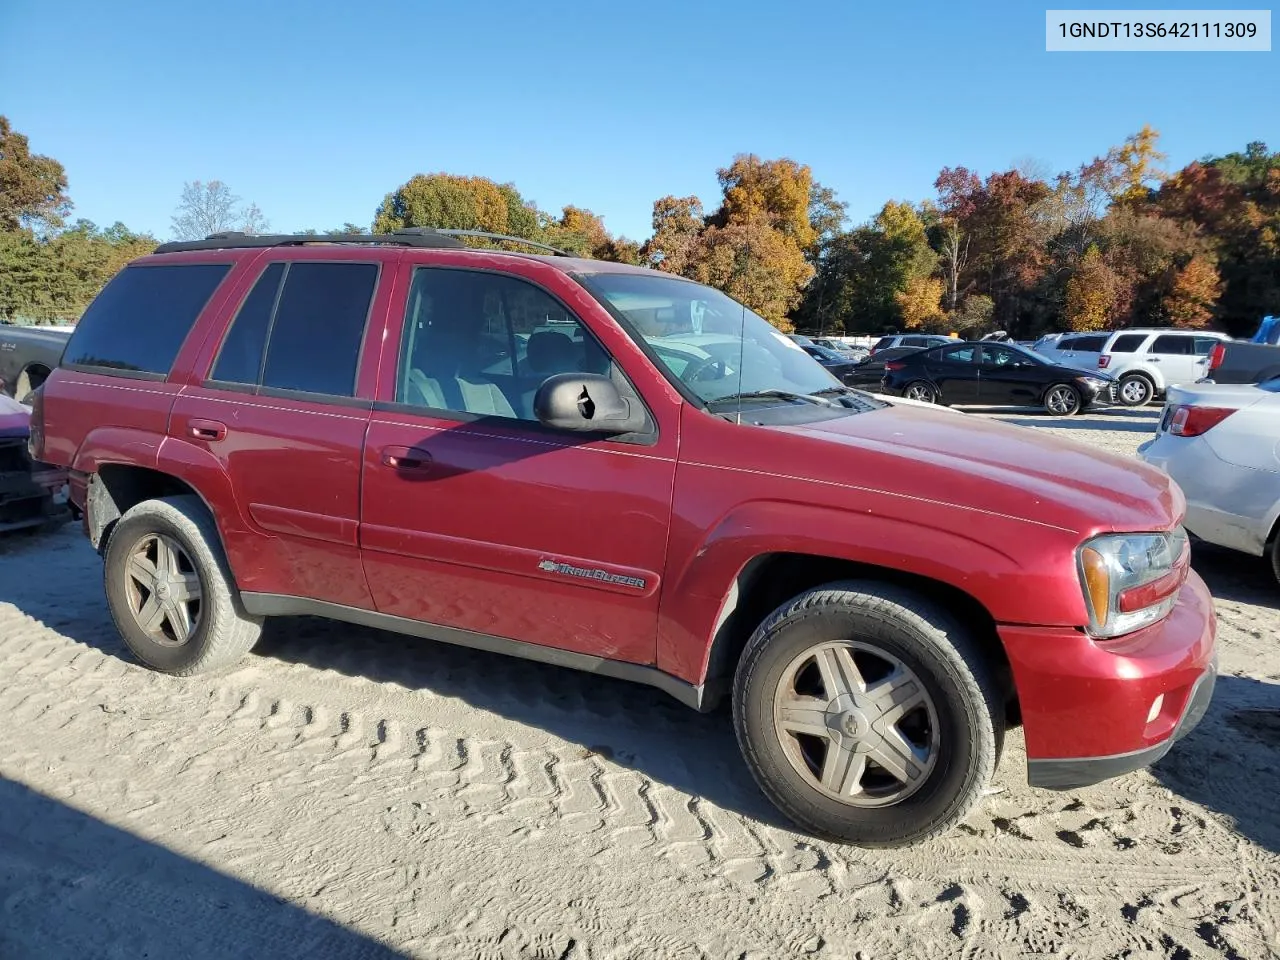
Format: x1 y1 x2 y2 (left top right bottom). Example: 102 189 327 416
31 230 1217 847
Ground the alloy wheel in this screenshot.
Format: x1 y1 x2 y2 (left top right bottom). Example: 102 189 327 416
772 641 940 807
1120 378 1151 405
905 382 935 403
1046 385 1079 415
122 533 204 646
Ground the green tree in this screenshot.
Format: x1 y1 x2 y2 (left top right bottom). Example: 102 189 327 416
0 116 70 231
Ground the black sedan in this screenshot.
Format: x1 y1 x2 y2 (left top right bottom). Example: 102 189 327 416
880 341 1117 415
800 343 863 385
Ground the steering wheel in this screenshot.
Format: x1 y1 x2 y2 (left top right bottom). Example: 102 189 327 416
683 357 730 383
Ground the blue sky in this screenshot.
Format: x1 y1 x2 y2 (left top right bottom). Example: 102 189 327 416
1 0 1273 242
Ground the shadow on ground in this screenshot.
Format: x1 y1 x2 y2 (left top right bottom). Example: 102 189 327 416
1152 673 1280 856
1192 541 1278 608
0 777 402 959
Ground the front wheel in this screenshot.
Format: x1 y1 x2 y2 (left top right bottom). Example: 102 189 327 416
732 581 1003 847
904 381 938 404
1118 374 1154 407
1044 383 1082 416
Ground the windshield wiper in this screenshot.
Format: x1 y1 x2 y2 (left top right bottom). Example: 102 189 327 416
708 389 833 407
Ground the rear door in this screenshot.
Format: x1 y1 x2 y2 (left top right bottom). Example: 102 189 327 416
927 344 979 403
168 251 392 609
358 260 678 663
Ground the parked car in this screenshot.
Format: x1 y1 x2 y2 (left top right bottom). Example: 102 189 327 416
1031 332 1111 372
1096 329 1230 407
1200 318 1280 385
869 333 957 356
812 337 869 360
838 344 930 389
31 228 1216 847
786 333 815 346
0 393 70 533
1138 378 1280 584
881 341 1118 415
800 343 863 385
0 324 73 402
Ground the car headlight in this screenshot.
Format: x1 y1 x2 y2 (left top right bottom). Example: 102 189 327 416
1076 528 1189 638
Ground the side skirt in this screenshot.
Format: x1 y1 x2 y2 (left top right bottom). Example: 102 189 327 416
240 592 713 712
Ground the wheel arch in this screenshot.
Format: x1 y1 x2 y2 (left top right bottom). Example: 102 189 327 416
699 551 1018 724
87 464 221 556
15 362 52 401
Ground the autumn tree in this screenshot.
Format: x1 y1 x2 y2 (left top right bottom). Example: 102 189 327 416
1064 245 1119 331
171 181 270 240
373 173 535 238
0 116 70 231
1160 256 1221 328
645 195 705 274
932 167 981 313
896 276 945 329
691 221 811 330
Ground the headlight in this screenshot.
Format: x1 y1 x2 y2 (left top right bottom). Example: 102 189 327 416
1076 528 1189 638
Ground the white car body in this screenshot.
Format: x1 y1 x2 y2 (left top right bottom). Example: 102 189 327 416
1097 329 1230 405
1031 332 1110 372
1138 380 1280 563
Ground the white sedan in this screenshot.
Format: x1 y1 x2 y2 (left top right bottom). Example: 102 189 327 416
1138 378 1280 584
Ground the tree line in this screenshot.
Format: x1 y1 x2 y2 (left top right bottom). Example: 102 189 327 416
2 114 1275 337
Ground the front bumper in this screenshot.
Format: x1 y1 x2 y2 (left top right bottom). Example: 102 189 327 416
999 571 1218 791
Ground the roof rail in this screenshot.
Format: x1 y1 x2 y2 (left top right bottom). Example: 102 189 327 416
432 229 573 257
152 228 575 257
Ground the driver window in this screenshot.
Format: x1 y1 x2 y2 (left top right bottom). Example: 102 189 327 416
396 267 616 421
981 346 1018 367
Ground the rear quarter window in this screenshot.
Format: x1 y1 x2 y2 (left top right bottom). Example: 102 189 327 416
1150 335 1193 355
1076 335 1107 351
62 263 230 375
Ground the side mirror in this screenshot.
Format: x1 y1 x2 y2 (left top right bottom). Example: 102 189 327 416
534 373 645 434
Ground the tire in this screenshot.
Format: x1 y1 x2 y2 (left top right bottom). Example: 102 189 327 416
1044 383 1082 416
1117 373 1154 407
102 495 262 675
903 381 938 404
732 580 1003 847
14 366 46 404
1270 535 1280 588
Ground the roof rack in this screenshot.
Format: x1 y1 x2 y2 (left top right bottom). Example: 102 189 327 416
152 227 574 257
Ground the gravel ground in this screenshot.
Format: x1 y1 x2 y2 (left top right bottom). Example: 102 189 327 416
0 405 1277 960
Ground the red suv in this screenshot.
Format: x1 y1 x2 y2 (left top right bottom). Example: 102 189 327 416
31 229 1217 847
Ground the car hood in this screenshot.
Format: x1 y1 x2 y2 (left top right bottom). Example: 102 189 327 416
0 393 31 440
774 403 1180 533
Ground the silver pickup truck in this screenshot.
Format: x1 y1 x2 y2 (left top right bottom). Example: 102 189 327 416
0 324 73 401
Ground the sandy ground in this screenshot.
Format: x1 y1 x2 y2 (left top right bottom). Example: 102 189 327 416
1 406 1277 960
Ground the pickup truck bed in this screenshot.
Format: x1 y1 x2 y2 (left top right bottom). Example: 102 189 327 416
0 325 73 401
1204 339 1280 385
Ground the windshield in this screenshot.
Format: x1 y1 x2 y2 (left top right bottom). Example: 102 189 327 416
576 272 841 403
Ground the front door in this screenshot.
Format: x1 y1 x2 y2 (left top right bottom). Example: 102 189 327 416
976 344 1043 406
1148 334 1200 386
359 262 678 664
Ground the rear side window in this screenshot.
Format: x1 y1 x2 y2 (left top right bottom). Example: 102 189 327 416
209 261 378 397
938 345 977 362
1193 337 1219 356
211 262 284 384
1150 335 1192 355
873 337 895 350
63 263 230 375
1075 335 1107 351
1109 334 1147 353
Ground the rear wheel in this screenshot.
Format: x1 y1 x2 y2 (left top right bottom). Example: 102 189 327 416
1118 374 1154 407
904 381 938 404
1044 383 1082 416
103 495 262 675
732 581 1003 847
1270 535 1280 587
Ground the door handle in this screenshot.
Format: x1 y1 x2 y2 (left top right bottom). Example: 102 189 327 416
381 445 433 471
1148 357 1162 362
188 419 227 442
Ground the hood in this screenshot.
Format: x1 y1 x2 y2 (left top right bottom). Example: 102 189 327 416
775 403 1180 533
0 393 30 440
